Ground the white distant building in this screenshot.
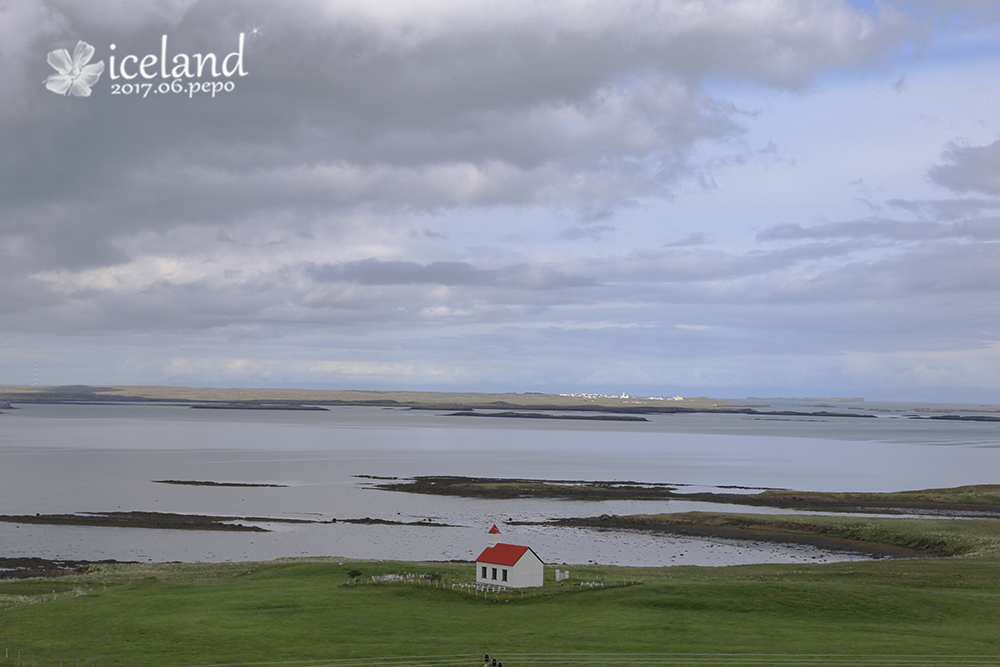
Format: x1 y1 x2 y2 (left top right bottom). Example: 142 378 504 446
475 524 544 588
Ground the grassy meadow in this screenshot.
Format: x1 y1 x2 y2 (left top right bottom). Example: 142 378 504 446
1 521 999 667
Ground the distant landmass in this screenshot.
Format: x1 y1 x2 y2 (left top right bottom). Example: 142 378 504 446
0 385 731 411
747 396 864 402
0 385 890 418
446 411 648 422
189 403 328 411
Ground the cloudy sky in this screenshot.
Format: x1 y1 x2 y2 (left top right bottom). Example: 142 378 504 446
2 0 1000 401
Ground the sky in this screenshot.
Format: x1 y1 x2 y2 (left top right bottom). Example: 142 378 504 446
2 0 1000 401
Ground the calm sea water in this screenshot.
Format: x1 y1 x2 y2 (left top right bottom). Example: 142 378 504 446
0 402 997 566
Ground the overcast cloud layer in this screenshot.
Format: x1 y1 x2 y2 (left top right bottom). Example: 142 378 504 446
3 0 1000 401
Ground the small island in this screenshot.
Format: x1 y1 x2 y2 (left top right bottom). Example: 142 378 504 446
189 403 328 411
153 480 289 488
0 510 458 532
445 411 648 422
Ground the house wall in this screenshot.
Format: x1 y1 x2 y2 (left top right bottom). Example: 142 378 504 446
477 562 509 586
475 549 543 588
507 550 543 588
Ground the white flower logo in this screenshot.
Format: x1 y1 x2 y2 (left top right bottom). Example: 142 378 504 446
45 41 105 97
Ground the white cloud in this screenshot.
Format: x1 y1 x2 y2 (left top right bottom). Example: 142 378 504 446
308 360 416 377
843 342 1000 389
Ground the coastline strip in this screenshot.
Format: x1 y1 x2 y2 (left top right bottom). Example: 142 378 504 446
371 476 1000 515
153 479 289 488
0 511 458 531
531 512 1000 558
445 411 648 422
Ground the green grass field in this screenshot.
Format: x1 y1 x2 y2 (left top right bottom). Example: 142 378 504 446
2 544 999 667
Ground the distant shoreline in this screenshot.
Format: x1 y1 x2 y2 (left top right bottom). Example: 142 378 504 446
445 410 648 422
0 384 886 418
189 403 328 411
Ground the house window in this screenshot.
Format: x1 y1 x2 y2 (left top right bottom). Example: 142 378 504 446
502 569 508 582
491 567 497 580
481 566 487 579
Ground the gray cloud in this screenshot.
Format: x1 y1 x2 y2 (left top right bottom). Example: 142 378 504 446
928 140 1000 196
8 0 1000 399
306 258 594 290
663 233 710 247
886 197 1000 221
756 219 943 241
558 225 616 241
0 0 914 278
756 218 1000 242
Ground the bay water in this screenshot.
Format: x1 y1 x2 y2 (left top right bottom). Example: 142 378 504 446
1 402 997 567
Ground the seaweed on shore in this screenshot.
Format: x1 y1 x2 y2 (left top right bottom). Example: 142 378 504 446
532 512 989 559
340 517 458 527
368 476 684 500
0 557 125 579
914 414 1000 422
370 476 1000 515
0 511 270 531
0 511 459 532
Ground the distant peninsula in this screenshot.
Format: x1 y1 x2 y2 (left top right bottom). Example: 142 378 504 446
747 396 864 402
0 385 884 418
0 384 731 411
0 511 457 532
153 480 289 488
189 403 328 411
446 411 648 422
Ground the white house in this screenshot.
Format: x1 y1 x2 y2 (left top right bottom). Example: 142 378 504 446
475 525 544 588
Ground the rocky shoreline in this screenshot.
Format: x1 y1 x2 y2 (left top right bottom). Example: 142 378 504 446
0 510 458 533
0 557 121 579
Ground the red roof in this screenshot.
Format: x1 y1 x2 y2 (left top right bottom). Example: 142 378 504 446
476 542 536 566
488 524 501 534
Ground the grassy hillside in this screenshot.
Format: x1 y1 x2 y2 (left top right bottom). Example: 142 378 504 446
1 552 999 667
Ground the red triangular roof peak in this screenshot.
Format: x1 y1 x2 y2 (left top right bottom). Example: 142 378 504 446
488 524 501 534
